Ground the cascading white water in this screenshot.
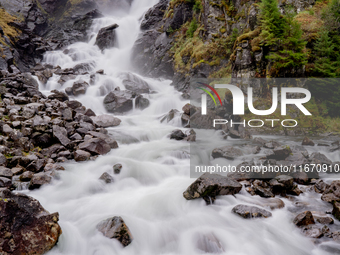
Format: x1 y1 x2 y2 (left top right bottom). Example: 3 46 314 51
26 1 340 254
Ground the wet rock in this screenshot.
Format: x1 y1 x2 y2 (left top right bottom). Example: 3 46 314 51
274 175 294 190
0 177 12 188
293 211 315 226
310 152 332 165
53 125 71 147
302 137 315 146
104 90 148 113
232 204 272 218
333 202 340 221
99 172 114 184
67 100 82 109
87 131 118 149
268 146 292 160
185 129 196 142
120 72 150 94
195 233 224 253
95 24 119 51
73 62 94 75
301 225 327 238
113 164 122 174
183 173 242 200
315 216 334 225
26 159 46 172
290 171 309 185
44 163 65 172
322 180 340 203
19 171 34 182
91 115 121 128
182 103 191 116
249 197 285 210
11 167 24 176
0 153 6 166
0 189 62 254
314 180 330 193
140 0 168 30
85 108 96 117
161 109 180 123
72 80 89 96
29 172 52 190
2 124 13 135
96 216 133 247
48 90 69 102
74 150 91 162
78 138 111 155
170 129 187 140
212 146 243 160
229 129 241 139
62 108 74 121
253 185 274 198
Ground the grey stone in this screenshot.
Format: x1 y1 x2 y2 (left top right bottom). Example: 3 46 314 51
232 205 272 219
96 216 133 247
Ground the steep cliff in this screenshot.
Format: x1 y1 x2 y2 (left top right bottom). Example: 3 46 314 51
132 0 340 94
0 0 131 72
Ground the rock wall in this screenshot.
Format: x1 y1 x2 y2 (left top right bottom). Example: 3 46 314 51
132 0 315 93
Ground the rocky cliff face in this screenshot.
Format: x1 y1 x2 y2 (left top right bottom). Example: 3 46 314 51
132 0 315 93
0 0 131 73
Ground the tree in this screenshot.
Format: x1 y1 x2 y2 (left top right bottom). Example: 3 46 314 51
323 0 340 33
312 30 340 77
261 5 307 75
259 0 285 42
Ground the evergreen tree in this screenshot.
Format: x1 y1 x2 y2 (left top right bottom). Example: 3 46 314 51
313 30 339 77
323 0 340 33
262 7 307 75
259 0 285 42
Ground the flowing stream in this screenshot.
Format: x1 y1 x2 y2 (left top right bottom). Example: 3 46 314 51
23 1 340 254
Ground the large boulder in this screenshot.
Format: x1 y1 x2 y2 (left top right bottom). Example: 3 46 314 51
97 216 133 247
170 129 187 140
232 205 272 219
212 146 243 160
52 125 71 147
78 138 111 155
48 90 69 102
183 173 242 200
302 137 315 146
95 24 119 51
87 131 118 149
103 90 149 113
74 150 91 162
0 189 62 254
91 115 121 128
72 80 89 96
293 211 315 226
322 180 340 203
119 72 150 94
29 172 52 190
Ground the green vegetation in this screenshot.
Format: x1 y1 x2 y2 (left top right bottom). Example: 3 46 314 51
186 18 198 37
258 1 307 76
0 8 20 46
312 30 340 77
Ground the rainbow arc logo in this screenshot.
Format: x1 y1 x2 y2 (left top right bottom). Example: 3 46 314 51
197 82 223 107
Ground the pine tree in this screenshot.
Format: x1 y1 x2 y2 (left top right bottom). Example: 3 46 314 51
259 0 285 42
265 7 307 74
313 30 339 77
